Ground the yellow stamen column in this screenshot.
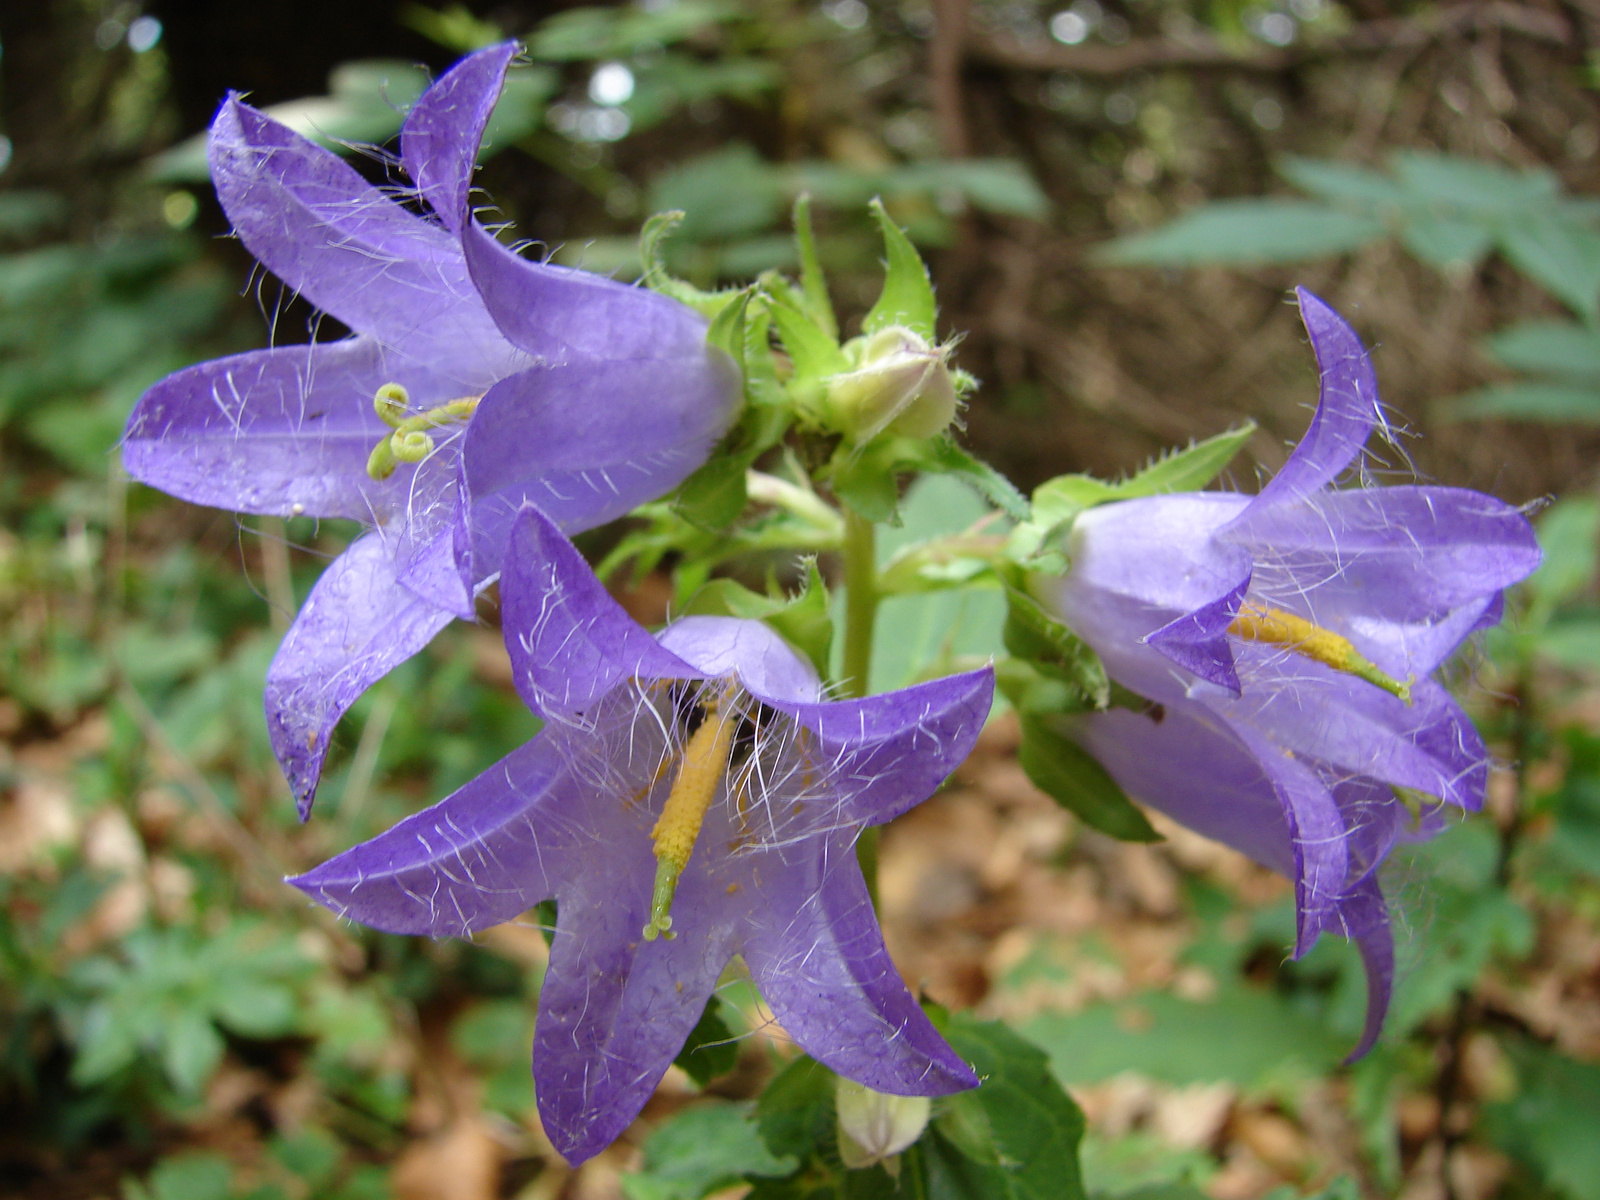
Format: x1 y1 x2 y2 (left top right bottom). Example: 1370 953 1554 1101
1228 601 1413 703
643 693 740 941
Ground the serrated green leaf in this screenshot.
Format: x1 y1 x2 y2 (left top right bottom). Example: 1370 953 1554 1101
214 983 297 1038
1500 212 1600 321
862 199 936 340
163 1007 224 1093
640 210 730 314
1095 202 1384 266
905 439 1029 521
928 1015 1088 1200
672 997 740 1088
1527 497 1600 616
1399 213 1493 271
1002 585 1109 709
1391 152 1558 213
757 1055 837 1160
624 1102 796 1200
1276 157 1404 207
1484 1039 1600 1200
1448 381 1600 421
1117 423 1257 498
1024 983 1345 1088
1017 713 1160 842
1485 320 1600 378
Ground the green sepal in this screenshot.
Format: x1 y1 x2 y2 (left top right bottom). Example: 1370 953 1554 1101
827 438 903 524
680 561 833 677
640 210 746 318
792 194 838 339
1008 422 1257 565
676 289 792 530
1001 580 1109 709
766 281 849 386
1017 709 1160 842
903 437 1029 521
862 198 937 341
671 995 740 1088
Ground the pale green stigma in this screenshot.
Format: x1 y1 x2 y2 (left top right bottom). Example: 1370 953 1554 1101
365 383 483 481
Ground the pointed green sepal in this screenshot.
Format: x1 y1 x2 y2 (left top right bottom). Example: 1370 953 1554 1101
863 198 937 341
792 193 837 339
640 210 746 318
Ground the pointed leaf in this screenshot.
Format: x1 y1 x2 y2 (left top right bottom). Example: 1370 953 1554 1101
1017 713 1160 842
792 193 837 338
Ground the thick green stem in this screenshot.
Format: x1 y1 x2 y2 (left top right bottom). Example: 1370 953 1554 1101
841 509 879 701
841 508 881 903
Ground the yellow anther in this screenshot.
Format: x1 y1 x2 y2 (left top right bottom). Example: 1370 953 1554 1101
373 381 410 427
365 390 484 481
1229 601 1412 704
642 689 740 941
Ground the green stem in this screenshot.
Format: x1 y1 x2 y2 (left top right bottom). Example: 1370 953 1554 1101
841 508 881 903
841 508 879 700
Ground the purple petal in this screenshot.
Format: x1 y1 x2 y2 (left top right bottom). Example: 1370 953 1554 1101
1333 874 1394 1061
210 97 516 377
461 218 713 363
740 835 978 1095
499 507 694 719
1243 288 1383 512
1229 485 1540 675
1143 573 1249 695
463 353 739 569
400 42 518 233
1226 660 1487 811
390 456 475 619
288 735 571 936
1227 721 1351 955
535 839 735 1166
265 531 455 816
657 616 822 705
774 668 994 826
1075 702 1296 877
123 338 469 521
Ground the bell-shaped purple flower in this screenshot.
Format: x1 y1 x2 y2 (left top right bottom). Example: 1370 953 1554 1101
122 43 740 815
1038 288 1541 1055
290 507 992 1165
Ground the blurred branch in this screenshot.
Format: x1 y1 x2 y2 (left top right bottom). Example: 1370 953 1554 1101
967 2 1570 76
931 0 972 156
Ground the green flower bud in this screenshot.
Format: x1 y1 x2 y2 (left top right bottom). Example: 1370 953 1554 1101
824 326 960 444
835 1078 932 1174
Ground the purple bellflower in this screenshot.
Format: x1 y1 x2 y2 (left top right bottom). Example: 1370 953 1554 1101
290 507 993 1165
1039 288 1541 1055
122 44 740 815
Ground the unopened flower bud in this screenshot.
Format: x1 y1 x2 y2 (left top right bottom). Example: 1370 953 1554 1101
824 326 959 444
836 1078 932 1173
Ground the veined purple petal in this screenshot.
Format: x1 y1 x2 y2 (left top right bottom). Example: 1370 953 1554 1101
390 454 475 619
463 353 740 569
400 42 518 233
1242 288 1383 512
740 836 978 1095
211 97 516 377
287 735 571 936
534 839 735 1166
1226 659 1487 811
462 219 713 363
1227 721 1350 955
265 531 455 817
123 337 470 521
776 668 994 826
657 616 822 705
1334 874 1394 1060
1144 573 1249 695
1075 702 1295 877
500 507 694 719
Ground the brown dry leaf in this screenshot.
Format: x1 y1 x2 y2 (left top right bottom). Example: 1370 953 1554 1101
0 775 78 873
392 1118 502 1200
